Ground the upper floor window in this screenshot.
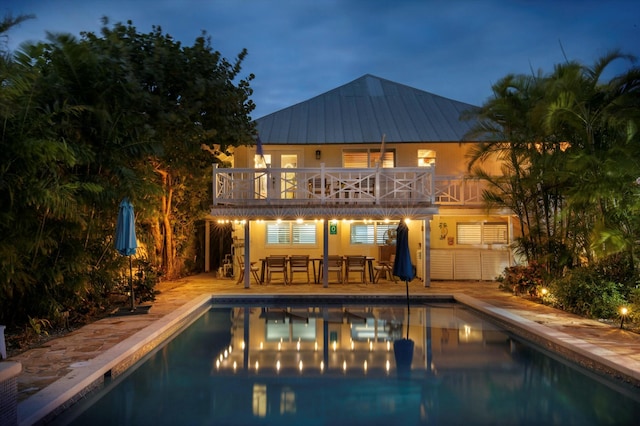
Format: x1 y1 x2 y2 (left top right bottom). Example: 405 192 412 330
266 221 317 246
343 149 395 168
418 149 436 167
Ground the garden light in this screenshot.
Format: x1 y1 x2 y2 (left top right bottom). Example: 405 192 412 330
620 307 629 329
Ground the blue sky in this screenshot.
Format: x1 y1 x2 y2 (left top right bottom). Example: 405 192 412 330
4 0 640 119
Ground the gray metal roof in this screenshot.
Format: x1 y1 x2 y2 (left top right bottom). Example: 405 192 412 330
255 74 479 144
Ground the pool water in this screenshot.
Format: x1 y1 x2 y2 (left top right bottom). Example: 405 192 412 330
54 302 640 425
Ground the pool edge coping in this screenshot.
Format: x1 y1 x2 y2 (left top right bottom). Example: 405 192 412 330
454 293 640 387
17 294 212 426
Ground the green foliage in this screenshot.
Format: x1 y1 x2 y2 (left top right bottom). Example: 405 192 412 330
465 51 640 281
0 18 254 330
628 287 640 324
550 266 628 319
27 316 51 337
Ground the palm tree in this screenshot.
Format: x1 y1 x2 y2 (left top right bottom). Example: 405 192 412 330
544 51 640 271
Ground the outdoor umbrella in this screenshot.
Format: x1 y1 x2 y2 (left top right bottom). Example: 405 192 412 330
392 219 415 373
115 198 138 311
393 219 415 336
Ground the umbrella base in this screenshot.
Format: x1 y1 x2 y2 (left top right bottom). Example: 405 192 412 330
111 305 152 317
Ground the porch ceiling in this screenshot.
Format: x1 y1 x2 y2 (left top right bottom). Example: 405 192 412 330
208 203 439 221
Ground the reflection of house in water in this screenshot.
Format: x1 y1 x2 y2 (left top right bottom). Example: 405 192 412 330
214 302 515 377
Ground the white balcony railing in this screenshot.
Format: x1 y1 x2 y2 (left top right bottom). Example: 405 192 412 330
434 175 486 205
212 165 487 207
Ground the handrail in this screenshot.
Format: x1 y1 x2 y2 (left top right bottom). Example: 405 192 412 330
212 165 486 207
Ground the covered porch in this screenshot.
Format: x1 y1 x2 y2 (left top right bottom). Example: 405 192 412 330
208 165 442 289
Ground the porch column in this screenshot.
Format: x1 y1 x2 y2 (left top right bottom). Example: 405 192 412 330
323 219 329 288
204 219 210 272
424 217 431 288
244 220 251 289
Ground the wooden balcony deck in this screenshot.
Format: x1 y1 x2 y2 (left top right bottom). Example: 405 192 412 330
210 165 485 219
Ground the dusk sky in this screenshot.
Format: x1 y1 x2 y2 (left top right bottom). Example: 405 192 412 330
4 0 640 119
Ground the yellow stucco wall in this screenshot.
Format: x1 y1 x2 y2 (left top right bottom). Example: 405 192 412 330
232 219 425 265
233 141 501 175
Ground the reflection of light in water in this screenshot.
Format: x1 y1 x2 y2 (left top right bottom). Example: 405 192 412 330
255 361 259 372
276 360 281 372
320 361 324 372
232 361 237 371
385 360 390 373
343 361 347 372
363 360 368 373
299 360 303 372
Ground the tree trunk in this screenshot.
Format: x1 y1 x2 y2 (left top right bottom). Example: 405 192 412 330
156 167 176 279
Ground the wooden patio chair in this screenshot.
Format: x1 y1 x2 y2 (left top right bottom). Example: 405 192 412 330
320 255 343 283
236 254 261 285
266 255 288 285
345 255 366 283
374 254 396 283
289 255 310 284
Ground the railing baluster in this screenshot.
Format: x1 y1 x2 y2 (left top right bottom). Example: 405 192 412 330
211 166 486 207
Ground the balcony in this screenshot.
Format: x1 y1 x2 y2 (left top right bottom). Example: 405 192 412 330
210 165 485 219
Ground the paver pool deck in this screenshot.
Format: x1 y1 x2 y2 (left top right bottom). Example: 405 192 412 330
7 273 640 424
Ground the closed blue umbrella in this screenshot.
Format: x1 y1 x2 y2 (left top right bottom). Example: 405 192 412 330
115 198 138 311
393 219 414 347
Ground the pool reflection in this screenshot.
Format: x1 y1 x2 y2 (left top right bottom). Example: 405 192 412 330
213 304 512 379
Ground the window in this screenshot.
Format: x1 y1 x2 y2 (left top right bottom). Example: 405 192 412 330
418 149 436 167
293 222 316 244
343 149 395 168
350 222 397 245
456 222 508 245
266 221 317 246
266 222 290 244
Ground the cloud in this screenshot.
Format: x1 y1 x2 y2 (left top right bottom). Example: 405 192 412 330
4 0 640 118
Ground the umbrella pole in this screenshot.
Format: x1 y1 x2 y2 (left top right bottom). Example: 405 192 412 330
129 256 135 311
405 280 410 340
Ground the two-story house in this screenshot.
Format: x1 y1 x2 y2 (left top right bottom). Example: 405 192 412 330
205 74 516 287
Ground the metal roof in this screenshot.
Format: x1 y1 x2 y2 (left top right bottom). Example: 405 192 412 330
255 74 479 144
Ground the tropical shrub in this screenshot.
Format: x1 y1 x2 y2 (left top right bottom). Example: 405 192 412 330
550 267 627 319
497 261 546 297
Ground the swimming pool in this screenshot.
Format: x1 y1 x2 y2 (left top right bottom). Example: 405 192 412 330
52 299 640 425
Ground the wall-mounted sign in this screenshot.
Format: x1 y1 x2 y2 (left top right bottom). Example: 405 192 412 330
329 223 338 235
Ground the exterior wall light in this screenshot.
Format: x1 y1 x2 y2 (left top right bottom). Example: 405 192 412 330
315 150 321 160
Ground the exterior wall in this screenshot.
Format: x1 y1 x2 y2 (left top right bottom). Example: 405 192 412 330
231 219 424 273
429 212 514 280
233 141 501 175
